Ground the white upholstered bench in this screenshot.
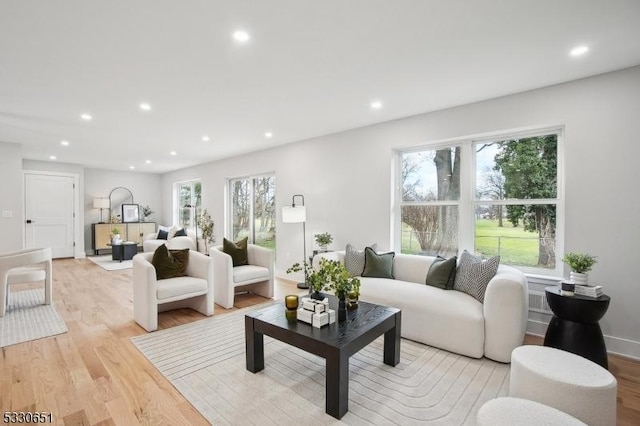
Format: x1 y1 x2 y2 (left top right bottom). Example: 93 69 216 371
509 345 617 426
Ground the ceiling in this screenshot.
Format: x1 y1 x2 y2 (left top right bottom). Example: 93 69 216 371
2 1 640 173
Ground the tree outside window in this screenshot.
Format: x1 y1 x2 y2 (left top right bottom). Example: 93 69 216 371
399 131 560 273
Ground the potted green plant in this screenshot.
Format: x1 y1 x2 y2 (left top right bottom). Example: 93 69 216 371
286 260 328 299
197 209 215 253
314 232 333 251
562 252 597 285
111 227 122 244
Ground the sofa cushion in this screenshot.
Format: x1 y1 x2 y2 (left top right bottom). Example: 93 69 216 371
151 245 190 280
426 255 457 289
174 228 187 237
156 276 207 300
453 250 500 303
233 265 270 284
345 243 377 277
223 237 249 267
362 247 394 279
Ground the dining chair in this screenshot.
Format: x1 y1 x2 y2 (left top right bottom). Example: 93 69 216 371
0 247 53 316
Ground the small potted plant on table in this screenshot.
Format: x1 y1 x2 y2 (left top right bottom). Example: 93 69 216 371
562 252 597 285
314 232 333 252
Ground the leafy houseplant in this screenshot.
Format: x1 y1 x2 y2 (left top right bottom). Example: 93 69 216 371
111 227 122 244
197 209 215 253
314 232 333 249
562 252 597 285
286 258 361 300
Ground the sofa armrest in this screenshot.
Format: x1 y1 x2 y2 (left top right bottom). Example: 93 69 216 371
312 250 345 269
143 232 159 242
483 265 528 363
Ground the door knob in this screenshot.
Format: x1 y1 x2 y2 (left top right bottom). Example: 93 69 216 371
26 219 33 224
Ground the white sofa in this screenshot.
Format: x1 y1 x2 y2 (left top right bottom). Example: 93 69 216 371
143 228 197 252
209 244 274 309
315 251 528 363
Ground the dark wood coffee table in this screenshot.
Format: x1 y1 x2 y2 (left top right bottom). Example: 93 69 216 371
245 298 401 419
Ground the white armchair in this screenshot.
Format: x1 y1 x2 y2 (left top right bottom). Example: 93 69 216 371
0 247 52 317
209 244 274 309
132 250 213 332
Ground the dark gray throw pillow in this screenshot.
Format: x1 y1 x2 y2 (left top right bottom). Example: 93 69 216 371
151 244 190 280
157 229 169 240
345 243 378 277
362 247 395 279
426 255 457 290
453 250 500 303
173 228 187 237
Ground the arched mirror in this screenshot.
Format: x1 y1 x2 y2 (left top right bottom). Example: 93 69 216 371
109 187 134 222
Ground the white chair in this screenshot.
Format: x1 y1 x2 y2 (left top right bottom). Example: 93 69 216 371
0 247 53 317
209 244 274 309
132 250 214 332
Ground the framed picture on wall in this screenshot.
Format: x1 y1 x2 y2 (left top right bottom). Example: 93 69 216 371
122 203 140 223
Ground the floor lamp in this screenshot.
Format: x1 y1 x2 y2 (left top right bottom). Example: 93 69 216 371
282 194 308 289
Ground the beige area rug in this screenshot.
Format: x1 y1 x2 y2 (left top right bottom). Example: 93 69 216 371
88 254 133 271
132 305 509 425
0 289 68 348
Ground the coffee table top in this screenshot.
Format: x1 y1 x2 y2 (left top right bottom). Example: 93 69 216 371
246 297 400 349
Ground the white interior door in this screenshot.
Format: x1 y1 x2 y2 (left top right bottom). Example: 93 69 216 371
25 173 75 258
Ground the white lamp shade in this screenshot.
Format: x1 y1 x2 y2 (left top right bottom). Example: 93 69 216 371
282 205 306 223
93 198 109 209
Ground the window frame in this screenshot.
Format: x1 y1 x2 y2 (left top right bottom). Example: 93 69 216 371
394 126 564 277
172 179 201 233
227 172 276 246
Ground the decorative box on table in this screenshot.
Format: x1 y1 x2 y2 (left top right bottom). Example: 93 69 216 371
297 297 336 328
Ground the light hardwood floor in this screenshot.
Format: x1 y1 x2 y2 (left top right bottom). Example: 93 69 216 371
1 258 639 425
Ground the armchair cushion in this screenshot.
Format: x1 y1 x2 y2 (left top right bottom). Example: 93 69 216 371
156 276 207 300
151 245 189 280
223 237 249 267
234 265 270 283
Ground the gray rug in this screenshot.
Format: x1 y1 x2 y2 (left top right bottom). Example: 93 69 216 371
132 305 509 425
88 254 133 271
0 289 68 348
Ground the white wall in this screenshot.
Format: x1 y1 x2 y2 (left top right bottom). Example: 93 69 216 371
161 66 640 358
84 168 163 254
0 142 24 251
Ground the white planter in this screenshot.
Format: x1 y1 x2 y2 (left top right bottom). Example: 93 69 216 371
570 271 588 285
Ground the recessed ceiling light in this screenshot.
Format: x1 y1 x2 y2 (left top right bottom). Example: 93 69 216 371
371 101 383 110
129 165 135 170
170 151 177 156
80 113 92 121
233 30 250 43
49 155 57 160
570 45 589 57
60 140 70 146
202 135 210 142
139 103 152 111
145 160 152 164
264 132 273 139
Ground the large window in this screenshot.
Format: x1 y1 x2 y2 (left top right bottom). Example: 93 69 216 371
397 129 562 275
229 175 276 249
174 180 201 232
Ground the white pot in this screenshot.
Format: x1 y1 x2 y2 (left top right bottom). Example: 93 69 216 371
570 271 588 285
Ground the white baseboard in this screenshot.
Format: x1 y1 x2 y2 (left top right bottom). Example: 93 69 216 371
527 318 640 361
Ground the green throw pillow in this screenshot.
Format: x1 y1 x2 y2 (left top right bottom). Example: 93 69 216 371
425 256 457 290
151 244 190 280
362 247 395 279
223 237 249 267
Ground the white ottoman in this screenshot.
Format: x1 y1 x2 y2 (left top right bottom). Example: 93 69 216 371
477 397 587 425
509 345 617 426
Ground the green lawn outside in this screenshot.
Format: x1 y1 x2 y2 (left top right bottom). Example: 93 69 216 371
402 219 546 267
